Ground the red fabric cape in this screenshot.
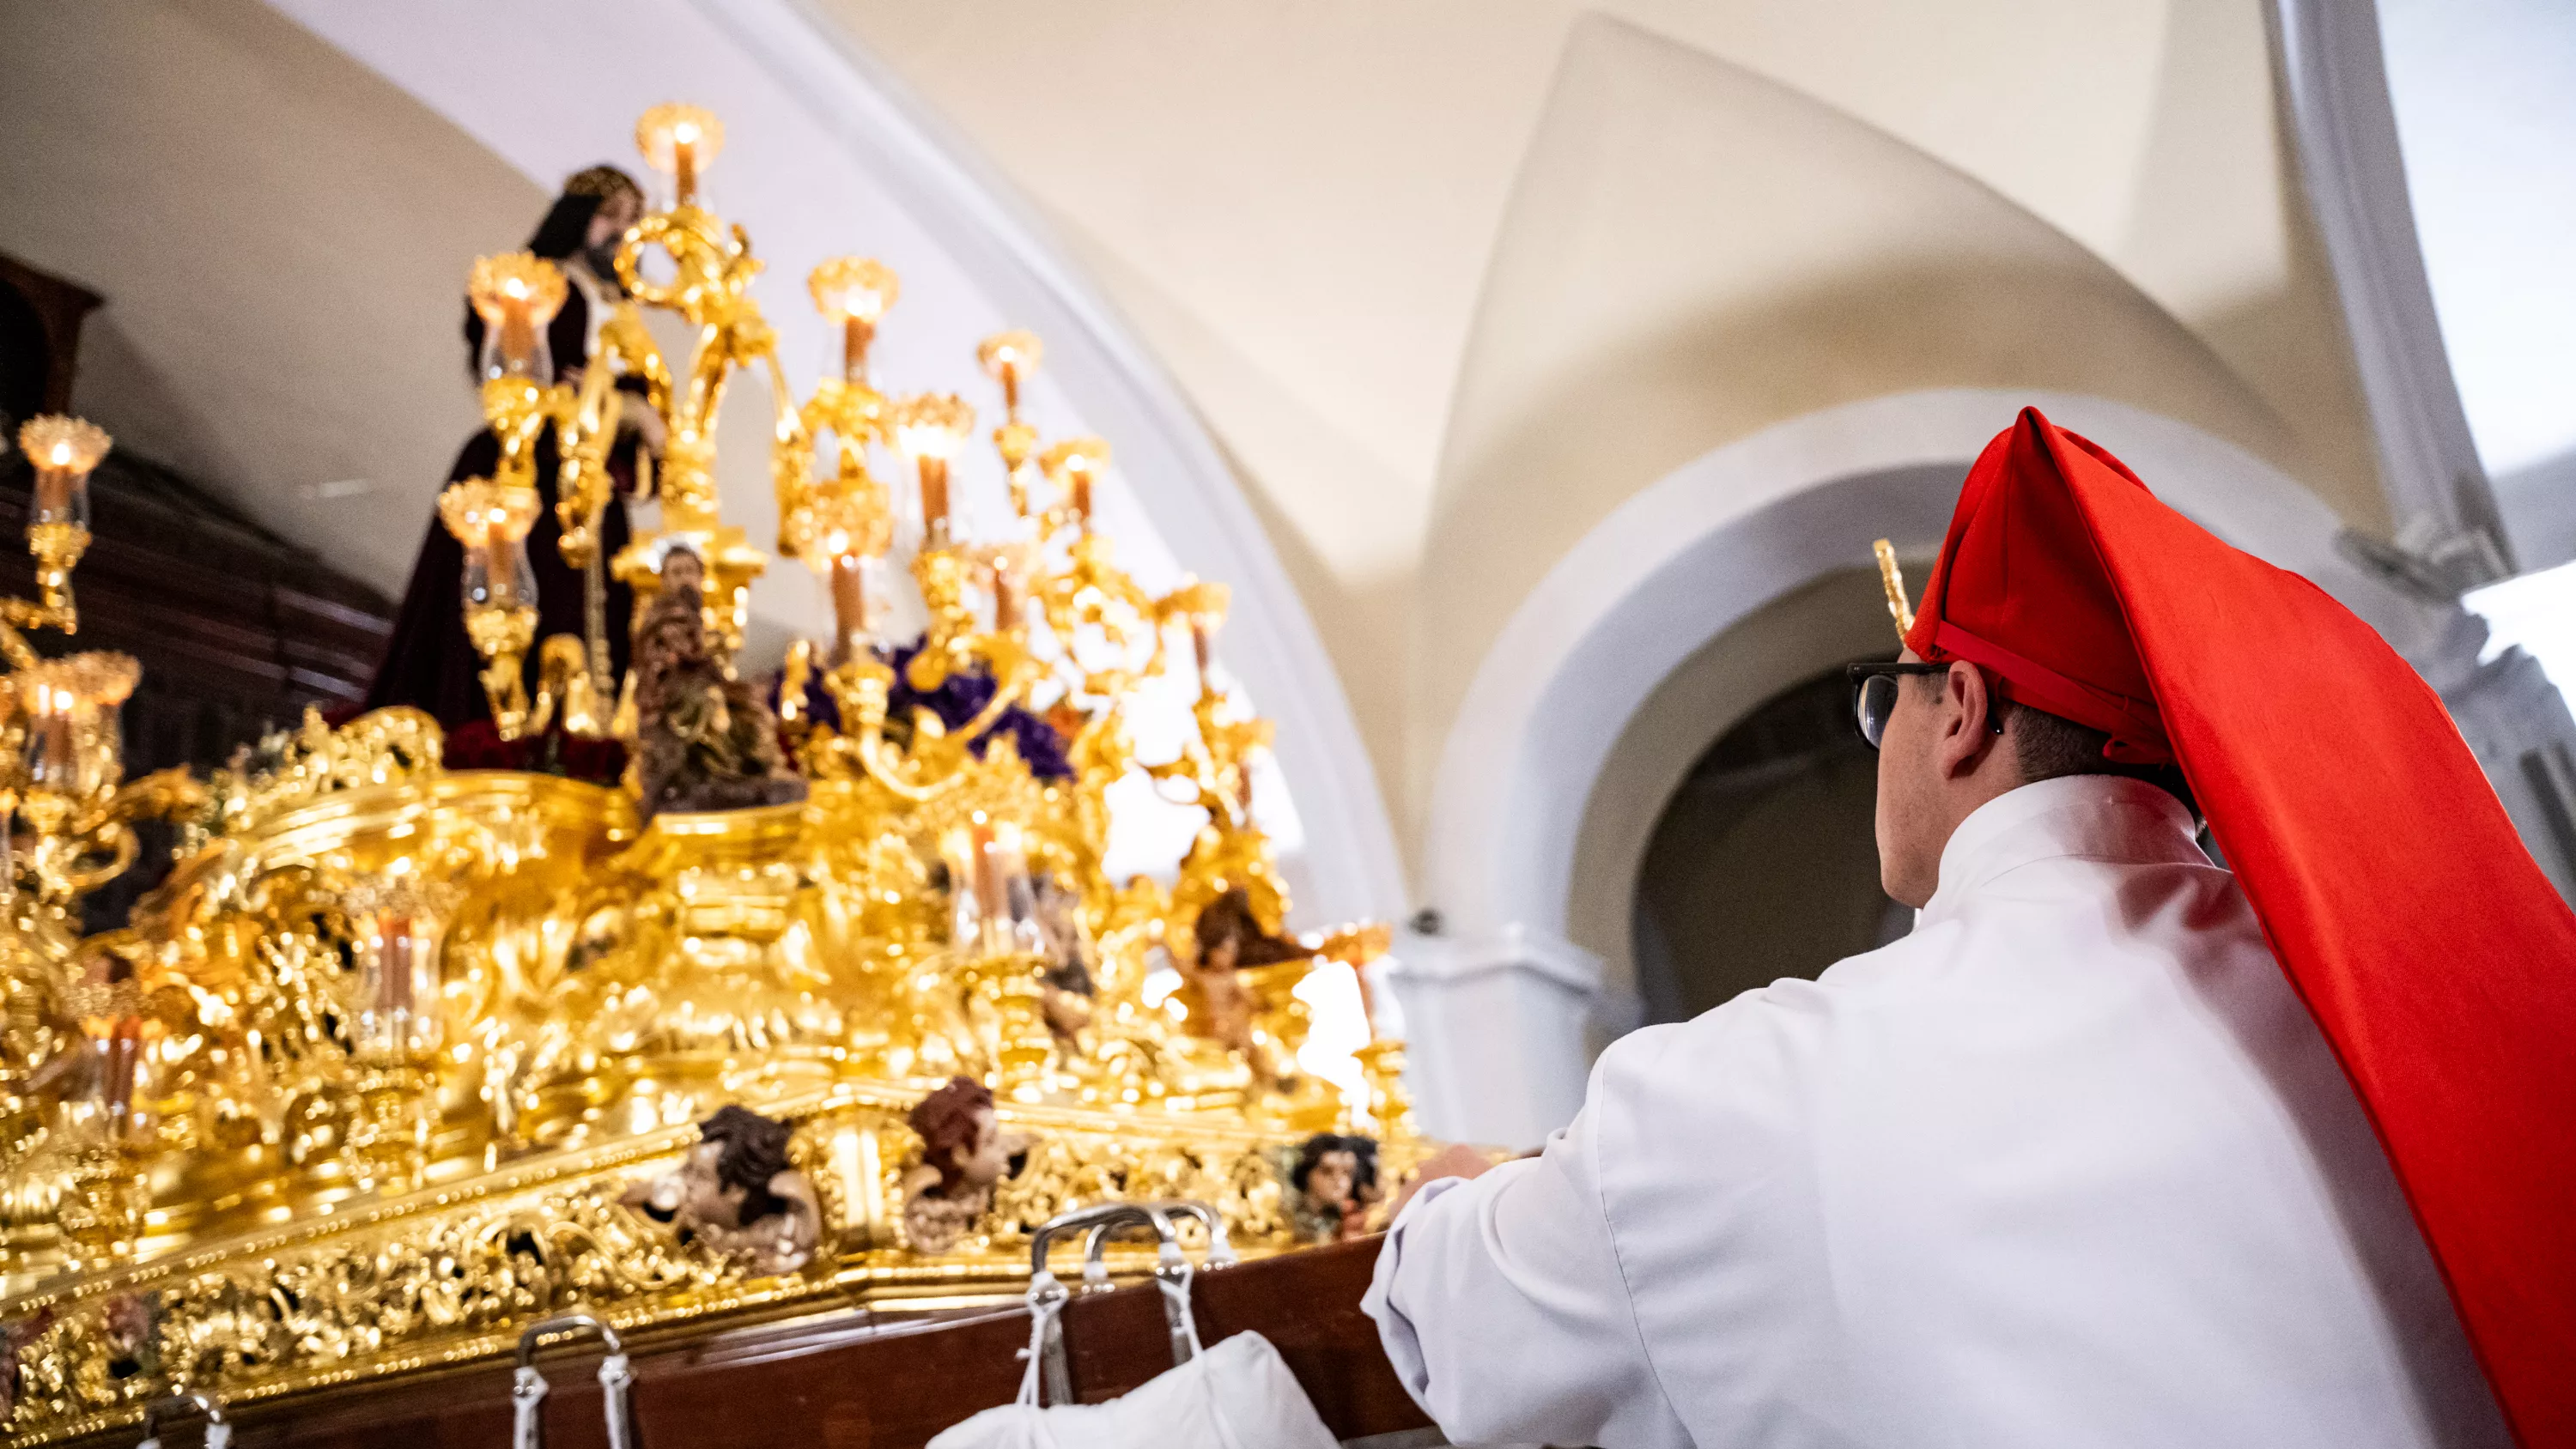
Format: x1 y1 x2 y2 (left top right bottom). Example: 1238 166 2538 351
1983 409 2576 1446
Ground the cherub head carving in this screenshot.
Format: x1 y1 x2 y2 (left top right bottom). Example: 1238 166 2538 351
906 1076 1026 1198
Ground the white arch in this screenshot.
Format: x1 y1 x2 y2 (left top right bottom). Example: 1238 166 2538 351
1404 387 2411 1146
269 0 1407 927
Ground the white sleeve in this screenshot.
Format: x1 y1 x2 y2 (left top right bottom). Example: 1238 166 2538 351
1361 1058 1691 1449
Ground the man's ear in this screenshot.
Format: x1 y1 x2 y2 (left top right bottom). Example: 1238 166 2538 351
1935 662 2000 779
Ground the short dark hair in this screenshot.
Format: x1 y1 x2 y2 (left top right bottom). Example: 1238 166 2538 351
1289 1133 1379 1197
699 1105 793 1224
2003 700 2197 818
908 1076 995 1196
1908 670 2196 817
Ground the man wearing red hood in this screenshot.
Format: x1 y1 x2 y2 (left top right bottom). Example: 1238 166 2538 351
1365 409 2575 1447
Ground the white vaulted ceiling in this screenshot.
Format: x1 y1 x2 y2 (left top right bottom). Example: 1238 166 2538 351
815 0 2385 855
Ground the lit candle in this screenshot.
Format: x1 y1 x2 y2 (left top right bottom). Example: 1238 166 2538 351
829 553 870 663
16 415 109 530
102 1016 142 1125
673 129 700 204
972 821 1005 924
637 104 725 211
989 543 1036 634
30 687 76 791
977 330 1042 423
844 318 872 381
499 292 538 375
1179 579 1230 698
994 565 1021 631
810 258 899 384
920 462 951 540
466 255 567 384
1041 437 1109 529
34 459 71 524
895 393 973 547
381 914 416 1017
481 543 520 609
439 479 541 612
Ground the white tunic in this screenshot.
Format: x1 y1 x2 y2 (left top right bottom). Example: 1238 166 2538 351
1366 776 2506 1449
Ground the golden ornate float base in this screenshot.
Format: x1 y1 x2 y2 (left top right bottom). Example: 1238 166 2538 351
0 1082 1418 1446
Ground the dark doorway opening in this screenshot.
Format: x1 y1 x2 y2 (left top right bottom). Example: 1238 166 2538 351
1631 657 1908 1025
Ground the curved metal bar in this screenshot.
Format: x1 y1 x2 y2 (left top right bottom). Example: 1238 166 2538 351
1027 1200 1176 1276
1157 1200 1237 1268
1080 1206 1169 1292
1028 1202 1194 1400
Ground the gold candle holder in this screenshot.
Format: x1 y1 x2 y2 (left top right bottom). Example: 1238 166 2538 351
979 331 1044 514
895 392 974 547
13 415 110 632
438 478 544 736
18 415 106 534
339 877 462 1192
466 253 568 385
15 652 138 803
637 102 724 209
52 967 157 1269
987 540 1039 634
977 330 1042 422
1040 437 1109 529
811 257 900 383
805 480 893 665
1163 577 1231 691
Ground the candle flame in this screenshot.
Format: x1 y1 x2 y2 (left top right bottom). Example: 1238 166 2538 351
15 415 111 475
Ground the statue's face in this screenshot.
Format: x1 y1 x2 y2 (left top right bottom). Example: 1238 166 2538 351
948 1106 1024 1191
587 190 641 252
1307 1149 1358 1209
663 551 706 596
679 1139 749 1227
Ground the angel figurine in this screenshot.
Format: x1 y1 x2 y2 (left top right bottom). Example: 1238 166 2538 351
901 1076 1032 1254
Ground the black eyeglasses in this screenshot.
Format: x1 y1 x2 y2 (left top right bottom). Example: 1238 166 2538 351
1846 662 2005 750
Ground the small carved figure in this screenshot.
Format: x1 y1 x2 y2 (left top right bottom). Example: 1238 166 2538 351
0 1307 53 1418
901 1076 1032 1254
1184 888 1309 1077
1289 1132 1382 1243
100 1293 156 1382
619 1104 822 1275
631 546 807 820
1034 872 1097 1042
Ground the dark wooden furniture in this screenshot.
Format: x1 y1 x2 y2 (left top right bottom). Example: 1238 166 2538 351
0 254 100 424
200 1237 1431 1449
0 253 398 930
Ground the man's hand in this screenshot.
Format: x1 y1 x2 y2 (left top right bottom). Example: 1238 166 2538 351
1390 1143 1499 1220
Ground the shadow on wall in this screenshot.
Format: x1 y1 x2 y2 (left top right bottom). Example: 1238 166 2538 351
1631 660 1907 1025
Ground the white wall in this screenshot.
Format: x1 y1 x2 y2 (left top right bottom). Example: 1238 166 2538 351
2378 0 2576 565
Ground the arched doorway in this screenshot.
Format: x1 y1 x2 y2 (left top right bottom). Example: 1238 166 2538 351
1632 658 1905 1026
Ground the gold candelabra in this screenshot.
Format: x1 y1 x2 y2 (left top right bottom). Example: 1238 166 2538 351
0 105 1415 1446
0 415 209 1280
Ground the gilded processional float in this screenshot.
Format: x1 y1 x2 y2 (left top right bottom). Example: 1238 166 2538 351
0 106 1418 1445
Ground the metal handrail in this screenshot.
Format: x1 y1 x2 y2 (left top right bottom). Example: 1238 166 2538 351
1024 1199 1226 1404
510 1314 638 1449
